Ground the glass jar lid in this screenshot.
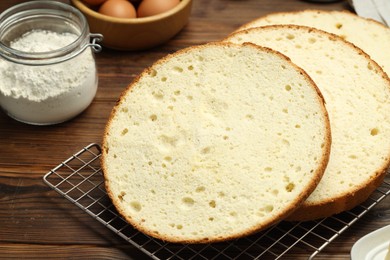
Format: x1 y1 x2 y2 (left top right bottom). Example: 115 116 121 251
0 1 102 65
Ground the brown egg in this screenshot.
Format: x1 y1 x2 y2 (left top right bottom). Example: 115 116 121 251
137 0 180 18
99 0 137 19
82 0 107 5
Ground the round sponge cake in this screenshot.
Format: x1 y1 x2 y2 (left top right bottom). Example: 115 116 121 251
102 42 331 243
236 10 390 77
225 25 390 221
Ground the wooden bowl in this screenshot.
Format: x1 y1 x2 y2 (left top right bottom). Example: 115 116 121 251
71 0 192 51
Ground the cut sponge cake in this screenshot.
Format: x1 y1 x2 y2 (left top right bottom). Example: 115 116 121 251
236 10 390 77
225 25 390 221
102 42 331 243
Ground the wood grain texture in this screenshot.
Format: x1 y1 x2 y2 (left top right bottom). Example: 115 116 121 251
0 0 388 259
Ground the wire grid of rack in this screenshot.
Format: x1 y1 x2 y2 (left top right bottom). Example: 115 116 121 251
43 143 390 260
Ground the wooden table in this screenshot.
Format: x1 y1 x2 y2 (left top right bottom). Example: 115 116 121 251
1 0 389 259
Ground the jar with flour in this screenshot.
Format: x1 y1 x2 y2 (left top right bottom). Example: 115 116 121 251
0 1 102 125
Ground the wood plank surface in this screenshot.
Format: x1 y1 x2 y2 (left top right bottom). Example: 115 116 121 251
0 0 389 259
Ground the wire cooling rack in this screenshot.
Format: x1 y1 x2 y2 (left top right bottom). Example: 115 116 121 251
43 143 390 259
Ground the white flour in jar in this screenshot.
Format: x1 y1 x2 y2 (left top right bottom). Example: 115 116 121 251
0 29 97 124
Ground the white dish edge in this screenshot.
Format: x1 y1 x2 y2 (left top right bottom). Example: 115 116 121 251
351 224 390 260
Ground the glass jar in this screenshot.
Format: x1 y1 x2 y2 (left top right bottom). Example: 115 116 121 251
0 1 103 125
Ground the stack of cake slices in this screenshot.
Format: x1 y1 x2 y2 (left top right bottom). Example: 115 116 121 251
102 10 390 243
